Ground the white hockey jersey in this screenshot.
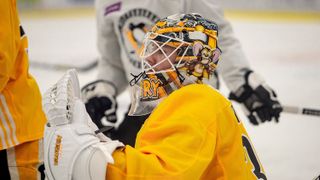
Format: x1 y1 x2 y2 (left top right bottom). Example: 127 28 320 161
95 0 251 94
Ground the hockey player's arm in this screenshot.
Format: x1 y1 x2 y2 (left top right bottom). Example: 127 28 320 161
0 1 17 92
229 71 283 125
107 85 217 179
95 0 128 94
42 70 123 180
81 0 127 128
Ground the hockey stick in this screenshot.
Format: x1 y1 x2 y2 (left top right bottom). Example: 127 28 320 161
232 100 320 117
30 58 98 72
283 105 320 117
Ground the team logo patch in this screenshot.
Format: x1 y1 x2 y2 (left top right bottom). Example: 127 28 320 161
118 9 160 69
141 78 161 100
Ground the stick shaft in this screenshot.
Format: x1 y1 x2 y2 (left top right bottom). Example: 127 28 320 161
283 105 320 117
30 59 98 72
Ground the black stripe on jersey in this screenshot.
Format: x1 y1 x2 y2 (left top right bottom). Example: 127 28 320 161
38 164 46 180
242 135 267 180
20 25 25 38
231 105 241 123
0 149 11 179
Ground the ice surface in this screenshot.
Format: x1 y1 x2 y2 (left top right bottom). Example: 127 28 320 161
22 14 320 180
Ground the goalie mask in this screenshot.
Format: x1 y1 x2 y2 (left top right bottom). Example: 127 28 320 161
129 13 222 116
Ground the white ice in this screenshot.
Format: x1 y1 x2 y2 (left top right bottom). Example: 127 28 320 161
21 13 320 180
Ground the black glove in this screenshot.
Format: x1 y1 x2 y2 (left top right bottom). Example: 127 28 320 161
81 80 117 129
229 71 283 125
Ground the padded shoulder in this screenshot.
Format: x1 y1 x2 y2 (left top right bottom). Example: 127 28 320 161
150 84 231 127
169 84 230 110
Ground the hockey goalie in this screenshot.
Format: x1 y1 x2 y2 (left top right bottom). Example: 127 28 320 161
42 14 266 179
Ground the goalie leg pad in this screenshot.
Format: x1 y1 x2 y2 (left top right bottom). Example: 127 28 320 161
73 140 124 180
44 123 100 180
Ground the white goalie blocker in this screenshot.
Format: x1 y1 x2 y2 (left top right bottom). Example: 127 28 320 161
42 69 123 180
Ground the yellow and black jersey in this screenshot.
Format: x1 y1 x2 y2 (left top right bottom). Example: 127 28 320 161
0 0 46 150
107 84 266 179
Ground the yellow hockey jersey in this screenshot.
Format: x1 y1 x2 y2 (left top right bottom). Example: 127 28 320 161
0 0 46 150
107 84 266 179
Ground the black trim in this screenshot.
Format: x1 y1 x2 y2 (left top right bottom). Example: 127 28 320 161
19 25 25 37
0 149 11 180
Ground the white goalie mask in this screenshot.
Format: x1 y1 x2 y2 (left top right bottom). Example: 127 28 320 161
128 13 222 116
141 32 191 73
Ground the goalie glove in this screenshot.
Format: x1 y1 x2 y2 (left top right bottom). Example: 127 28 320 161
42 69 123 180
81 80 117 129
229 71 283 125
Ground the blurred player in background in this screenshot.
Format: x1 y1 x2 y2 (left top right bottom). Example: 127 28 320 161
43 14 267 179
81 0 283 146
0 0 46 179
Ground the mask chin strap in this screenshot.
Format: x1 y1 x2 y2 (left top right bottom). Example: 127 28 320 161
175 67 185 84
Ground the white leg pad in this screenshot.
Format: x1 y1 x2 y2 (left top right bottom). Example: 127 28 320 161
73 140 123 180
